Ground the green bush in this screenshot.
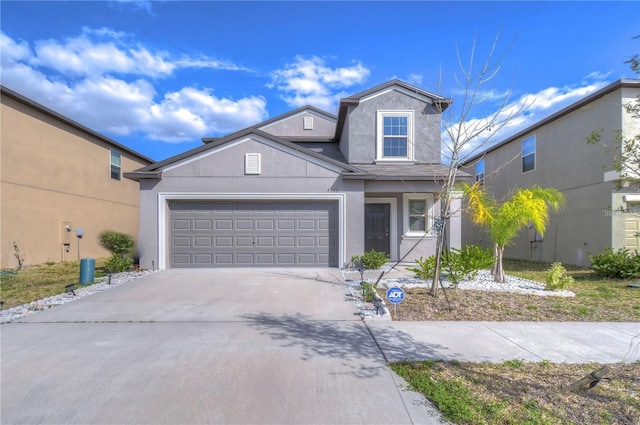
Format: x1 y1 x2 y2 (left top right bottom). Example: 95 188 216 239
99 231 134 256
409 245 494 283
104 253 134 273
590 248 640 279
445 245 495 283
407 256 436 280
351 249 388 270
545 262 574 290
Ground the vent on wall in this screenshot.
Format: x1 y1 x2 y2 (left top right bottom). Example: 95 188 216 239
245 153 261 175
303 116 313 130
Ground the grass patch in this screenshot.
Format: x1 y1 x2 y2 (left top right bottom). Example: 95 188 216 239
392 360 640 425
1 260 108 309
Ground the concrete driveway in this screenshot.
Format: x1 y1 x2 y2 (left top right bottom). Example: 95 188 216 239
1 269 442 425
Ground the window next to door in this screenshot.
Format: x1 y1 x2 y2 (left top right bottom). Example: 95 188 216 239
403 194 434 236
110 150 121 180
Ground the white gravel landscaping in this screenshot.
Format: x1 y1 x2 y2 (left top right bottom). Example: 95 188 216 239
342 266 575 319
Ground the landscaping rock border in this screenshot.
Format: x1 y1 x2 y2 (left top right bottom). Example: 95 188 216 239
0 270 153 324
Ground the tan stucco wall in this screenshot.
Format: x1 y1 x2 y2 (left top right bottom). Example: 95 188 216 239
1 95 149 268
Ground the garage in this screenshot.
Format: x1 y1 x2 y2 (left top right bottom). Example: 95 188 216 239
169 200 338 267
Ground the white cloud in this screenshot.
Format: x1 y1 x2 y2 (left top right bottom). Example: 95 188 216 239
108 0 155 15
407 74 423 85
0 30 266 144
27 27 249 79
269 55 370 111
445 78 611 162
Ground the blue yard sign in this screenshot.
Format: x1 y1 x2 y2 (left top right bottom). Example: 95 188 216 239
386 286 405 304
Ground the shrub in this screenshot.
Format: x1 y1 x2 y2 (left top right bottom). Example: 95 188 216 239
361 282 377 302
104 253 134 273
409 245 494 284
445 245 495 283
545 262 574 290
407 256 436 280
590 248 640 279
351 249 388 270
99 231 134 256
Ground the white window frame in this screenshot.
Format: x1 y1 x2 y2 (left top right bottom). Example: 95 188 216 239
110 149 121 181
376 110 414 161
522 135 536 173
402 193 434 236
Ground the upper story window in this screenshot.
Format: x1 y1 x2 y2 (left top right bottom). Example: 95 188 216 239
522 135 535 173
110 150 121 180
377 111 414 161
475 159 485 183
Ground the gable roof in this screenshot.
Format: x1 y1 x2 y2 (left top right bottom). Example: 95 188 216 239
335 79 452 142
463 78 640 165
201 105 337 144
1 85 154 165
125 127 362 180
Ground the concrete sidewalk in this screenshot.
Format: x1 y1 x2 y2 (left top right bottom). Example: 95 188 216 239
367 321 640 364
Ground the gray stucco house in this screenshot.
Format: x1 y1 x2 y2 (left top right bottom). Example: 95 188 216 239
126 80 467 269
461 78 640 267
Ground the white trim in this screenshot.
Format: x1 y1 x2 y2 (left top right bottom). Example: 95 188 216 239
359 86 437 105
402 193 435 237
376 110 414 161
365 197 398 261
624 194 640 202
163 135 347 175
258 108 336 131
158 192 346 270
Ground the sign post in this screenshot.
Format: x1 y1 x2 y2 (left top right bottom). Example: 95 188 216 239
386 286 405 316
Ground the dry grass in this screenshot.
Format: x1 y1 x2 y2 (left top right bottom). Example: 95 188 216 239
385 259 640 424
393 360 640 425
0 260 107 309
381 259 640 322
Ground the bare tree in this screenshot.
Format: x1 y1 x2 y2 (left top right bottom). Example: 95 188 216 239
586 41 640 189
429 33 529 296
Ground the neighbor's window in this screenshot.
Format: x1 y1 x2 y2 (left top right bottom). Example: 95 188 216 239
522 136 535 173
476 159 485 183
377 111 414 160
111 150 121 180
403 194 434 235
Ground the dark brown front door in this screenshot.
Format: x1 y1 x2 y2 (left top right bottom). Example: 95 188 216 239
365 203 390 256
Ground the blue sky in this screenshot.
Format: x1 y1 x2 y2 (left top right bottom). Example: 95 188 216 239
1 1 638 162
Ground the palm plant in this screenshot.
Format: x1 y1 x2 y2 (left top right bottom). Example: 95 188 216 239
461 182 565 282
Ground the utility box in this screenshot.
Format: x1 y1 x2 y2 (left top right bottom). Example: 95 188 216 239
79 258 95 285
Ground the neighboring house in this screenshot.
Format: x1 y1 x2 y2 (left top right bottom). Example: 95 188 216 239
461 79 640 267
0 86 153 269
126 80 469 269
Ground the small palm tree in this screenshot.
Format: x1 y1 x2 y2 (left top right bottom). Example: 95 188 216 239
461 182 565 282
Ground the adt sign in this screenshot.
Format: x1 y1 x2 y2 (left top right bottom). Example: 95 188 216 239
386 286 405 304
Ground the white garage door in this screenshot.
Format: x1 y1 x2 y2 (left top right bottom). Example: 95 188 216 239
169 200 338 267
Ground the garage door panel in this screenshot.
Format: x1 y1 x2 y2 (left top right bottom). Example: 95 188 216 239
194 220 212 230
169 200 338 267
194 253 213 265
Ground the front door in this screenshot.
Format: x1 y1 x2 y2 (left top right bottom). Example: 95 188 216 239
365 204 390 256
